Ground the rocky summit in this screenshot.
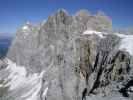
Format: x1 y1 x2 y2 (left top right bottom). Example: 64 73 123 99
0 9 133 100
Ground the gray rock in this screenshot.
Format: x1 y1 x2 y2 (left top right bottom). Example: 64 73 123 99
6 9 133 100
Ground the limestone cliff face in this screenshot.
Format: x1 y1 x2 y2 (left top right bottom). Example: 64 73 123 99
6 9 133 100
7 9 112 73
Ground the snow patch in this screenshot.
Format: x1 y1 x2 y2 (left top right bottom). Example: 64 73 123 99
43 87 48 97
116 33 133 55
5 59 48 100
22 26 29 30
83 30 106 38
0 84 4 88
22 25 30 38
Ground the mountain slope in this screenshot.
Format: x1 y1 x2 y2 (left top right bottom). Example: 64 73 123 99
1 9 133 100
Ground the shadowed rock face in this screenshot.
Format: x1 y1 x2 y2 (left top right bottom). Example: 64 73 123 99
6 9 133 100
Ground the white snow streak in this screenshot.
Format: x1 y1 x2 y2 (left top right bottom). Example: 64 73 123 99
43 87 48 97
5 59 48 100
22 26 29 30
22 25 30 36
83 30 105 38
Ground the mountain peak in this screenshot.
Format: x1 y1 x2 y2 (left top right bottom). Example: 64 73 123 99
75 9 91 17
57 9 68 15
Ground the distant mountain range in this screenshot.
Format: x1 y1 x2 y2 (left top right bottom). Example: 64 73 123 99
0 34 13 58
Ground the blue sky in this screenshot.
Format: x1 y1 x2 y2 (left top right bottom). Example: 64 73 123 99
0 0 133 34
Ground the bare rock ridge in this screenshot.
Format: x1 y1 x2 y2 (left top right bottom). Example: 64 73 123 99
7 9 112 72
5 9 133 100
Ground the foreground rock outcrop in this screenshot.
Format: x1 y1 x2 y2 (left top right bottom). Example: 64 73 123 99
0 9 132 100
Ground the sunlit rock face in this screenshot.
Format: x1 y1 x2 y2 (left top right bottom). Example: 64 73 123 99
5 9 133 100
7 9 112 73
